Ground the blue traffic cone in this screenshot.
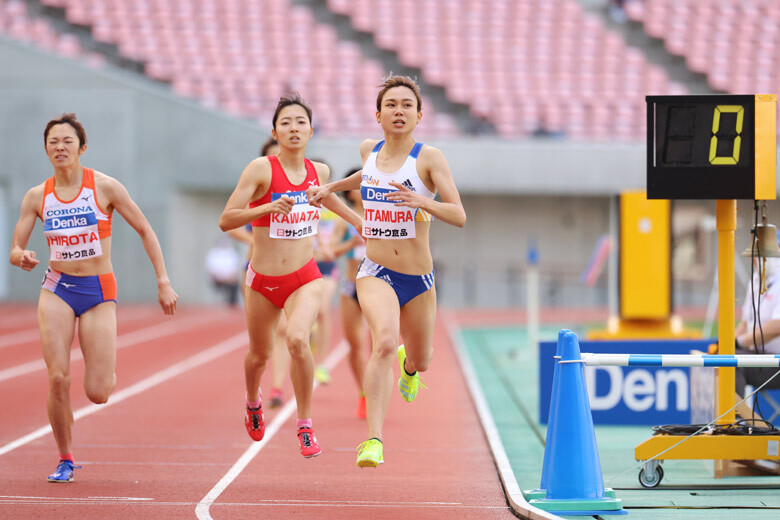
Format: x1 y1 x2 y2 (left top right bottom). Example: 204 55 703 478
524 329 616 501
523 329 569 501
528 331 625 516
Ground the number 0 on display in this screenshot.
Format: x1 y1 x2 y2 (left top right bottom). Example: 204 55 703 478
709 105 743 165
646 94 776 199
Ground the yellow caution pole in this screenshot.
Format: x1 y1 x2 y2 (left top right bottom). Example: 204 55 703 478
716 199 736 425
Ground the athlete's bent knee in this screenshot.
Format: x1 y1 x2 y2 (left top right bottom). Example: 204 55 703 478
49 372 71 397
286 330 310 359
411 353 432 373
246 348 271 368
372 336 398 360
85 381 113 404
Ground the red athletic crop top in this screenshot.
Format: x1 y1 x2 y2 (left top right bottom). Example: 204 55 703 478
249 156 319 227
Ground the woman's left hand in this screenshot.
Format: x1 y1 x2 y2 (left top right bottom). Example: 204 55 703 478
385 181 428 209
158 282 178 315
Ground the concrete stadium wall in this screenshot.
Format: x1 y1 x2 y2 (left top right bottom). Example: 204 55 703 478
1 37 776 308
0 37 269 304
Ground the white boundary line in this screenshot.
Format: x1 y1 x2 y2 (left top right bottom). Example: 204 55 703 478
0 331 249 457
0 307 161 349
0 498 506 510
0 329 40 349
195 340 348 520
443 313 560 520
0 313 224 383
0 495 154 502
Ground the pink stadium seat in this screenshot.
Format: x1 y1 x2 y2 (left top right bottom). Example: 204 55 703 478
0 0 707 139
55 32 81 58
0 0 97 62
629 0 780 104
325 0 684 139
64 4 91 26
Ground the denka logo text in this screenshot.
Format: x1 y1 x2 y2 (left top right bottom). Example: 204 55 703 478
585 366 688 412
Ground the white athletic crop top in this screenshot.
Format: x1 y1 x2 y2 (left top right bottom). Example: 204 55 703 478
360 141 435 240
41 167 112 262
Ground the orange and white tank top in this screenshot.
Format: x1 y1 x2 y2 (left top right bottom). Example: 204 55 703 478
41 168 112 262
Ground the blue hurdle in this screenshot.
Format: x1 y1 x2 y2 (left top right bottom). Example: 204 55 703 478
577 353 780 368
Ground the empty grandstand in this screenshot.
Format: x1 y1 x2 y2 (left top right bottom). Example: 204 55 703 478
0 0 776 308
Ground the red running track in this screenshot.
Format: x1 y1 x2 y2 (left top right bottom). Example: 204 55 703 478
0 304 516 519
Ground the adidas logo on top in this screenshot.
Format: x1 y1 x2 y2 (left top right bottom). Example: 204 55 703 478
401 179 415 191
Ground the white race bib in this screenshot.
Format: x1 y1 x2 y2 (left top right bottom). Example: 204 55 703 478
269 191 320 240
44 210 103 261
361 186 416 240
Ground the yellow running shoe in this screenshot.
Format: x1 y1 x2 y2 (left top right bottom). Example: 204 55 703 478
356 438 384 468
314 365 331 384
397 345 426 402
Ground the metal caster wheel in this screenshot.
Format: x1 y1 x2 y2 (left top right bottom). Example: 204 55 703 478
638 462 664 488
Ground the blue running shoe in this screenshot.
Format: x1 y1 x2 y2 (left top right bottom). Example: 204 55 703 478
48 460 81 483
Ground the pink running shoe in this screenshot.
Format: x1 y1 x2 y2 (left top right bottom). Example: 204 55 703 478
269 388 283 408
245 402 265 441
297 427 322 458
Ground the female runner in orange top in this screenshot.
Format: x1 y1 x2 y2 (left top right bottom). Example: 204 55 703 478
9 112 178 482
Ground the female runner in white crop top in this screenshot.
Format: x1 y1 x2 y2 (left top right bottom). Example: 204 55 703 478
307 76 466 468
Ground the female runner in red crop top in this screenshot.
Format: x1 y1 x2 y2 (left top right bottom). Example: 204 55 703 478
219 93 361 458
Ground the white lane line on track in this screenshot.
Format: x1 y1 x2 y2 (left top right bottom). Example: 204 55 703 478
0 329 40 349
442 312 561 520
0 307 162 350
80 461 232 467
0 313 226 383
0 495 154 502
0 331 249 457
0 498 509 509
195 340 348 520
0 314 38 329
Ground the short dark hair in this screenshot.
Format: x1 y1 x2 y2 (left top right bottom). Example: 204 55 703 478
259 136 278 157
44 113 87 147
272 92 313 129
376 75 422 113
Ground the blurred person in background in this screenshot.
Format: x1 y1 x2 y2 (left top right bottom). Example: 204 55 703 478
219 93 361 458
330 167 370 418
205 238 241 307
309 158 342 386
226 136 290 408
307 76 466 468
9 112 178 483
734 256 780 401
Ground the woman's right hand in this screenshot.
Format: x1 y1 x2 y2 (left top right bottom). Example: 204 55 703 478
269 195 295 215
305 185 330 208
13 250 39 271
